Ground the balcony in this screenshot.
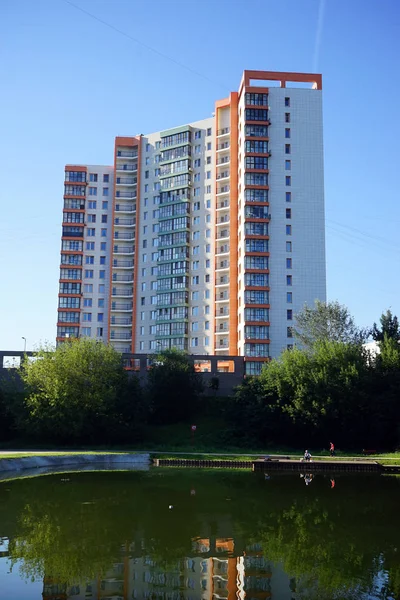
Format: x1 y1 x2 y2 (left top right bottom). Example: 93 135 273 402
216 200 230 210
114 232 135 240
216 292 229 302
110 331 132 340
117 150 138 158
217 216 230 225
216 260 229 270
216 156 230 165
110 317 132 326
116 177 137 185
216 172 230 181
114 218 135 226
217 230 230 240
216 142 230 152
115 204 135 213
113 260 134 269
113 246 134 255
115 191 136 199
216 310 229 318
112 288 133 298
216 277 229 286
112 274 133 282
215 327 229 333
216 186 230 196
111 302 133 312
116 163 137 172
62 231 84 238
217 127 230 137
215 341 229 349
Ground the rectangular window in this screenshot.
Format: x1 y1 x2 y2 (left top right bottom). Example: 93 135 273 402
102 201 108 210
98 284 105 293
285 97 290 107
286 224 292 235
101 228 107 237
286 191 292 202
285 113 291 123
97 327 104 337
89 174 98 182
100 256 106 265
88 201 96 209
287 292 292 303
285 160 291 170
81 327 91 337
83 313 92 322
97 313 104 322
99 270 105 279
98 298 104 308
101 214 107 223
85 256 94 265
89 187 97 196
100 242 106 251
286 176 291 186
287 275 292 286
102 188 109 196
85 269 94 278
83 298 92 307
87 228 95 237
285 128 291 138
285 144 291 154
84 284 93 293
87 214 96 223
286 208 291 219
287 326 293 338
286 257 292 268
103 174 109 183
207 127 212 136
286 241 292 252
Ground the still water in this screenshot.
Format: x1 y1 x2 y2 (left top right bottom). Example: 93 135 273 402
0 468 399 600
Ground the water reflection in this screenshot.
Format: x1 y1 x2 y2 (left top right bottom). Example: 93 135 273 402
0 470 398 600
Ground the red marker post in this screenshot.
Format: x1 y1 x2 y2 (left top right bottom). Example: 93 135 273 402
191 425 197 447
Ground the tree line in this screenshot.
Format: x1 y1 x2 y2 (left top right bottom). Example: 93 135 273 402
0 302 399 450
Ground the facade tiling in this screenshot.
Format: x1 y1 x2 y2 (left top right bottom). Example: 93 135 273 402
58 70 326 373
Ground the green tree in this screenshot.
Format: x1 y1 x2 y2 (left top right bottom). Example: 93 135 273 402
372 309 400 343
20 339 145 443
294 300 368 349
147 349 203 424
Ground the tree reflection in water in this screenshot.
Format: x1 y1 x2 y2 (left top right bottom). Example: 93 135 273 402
0 470 398 599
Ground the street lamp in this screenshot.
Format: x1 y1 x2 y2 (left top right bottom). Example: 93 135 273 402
22 337 27 352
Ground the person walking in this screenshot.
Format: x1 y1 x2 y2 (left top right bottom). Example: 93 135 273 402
329 442 335 457
303 449 312 462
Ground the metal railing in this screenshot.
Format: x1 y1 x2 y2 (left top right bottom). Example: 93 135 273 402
217 127 230 136
117 151 138 158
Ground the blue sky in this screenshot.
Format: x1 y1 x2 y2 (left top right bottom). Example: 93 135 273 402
1 0 399 350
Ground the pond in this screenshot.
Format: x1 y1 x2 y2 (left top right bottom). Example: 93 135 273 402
0 468 399 600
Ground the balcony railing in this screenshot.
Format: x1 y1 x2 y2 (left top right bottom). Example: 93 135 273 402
113 260 134 268
111 317 132 325
116 177 137 185
115 191 136 199
114 232 135 240
113 247 134 254
114 218 135 226
216 156 230 165
216 142 230 151
216 309 229 317
115 204 136 212
217 216 230 224
111 303 133 311
117 150 138 158
216 186 230 195
116 164 137 171
110 332 132 340
217 127 230 136
112 274 133 282
216 172 229 180
217 200 230 209
62 231 84 237
112 288 133 297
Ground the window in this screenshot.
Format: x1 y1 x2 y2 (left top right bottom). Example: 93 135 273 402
101 214 107 223
99 270 105 279
100 256 106 265
97 327 103 337
286 191 292 202
85 269 94 278
154 168 160 176
286 258 292 269
195 145 201 154
82 327 91 336
193 231 200 240
141 282 146 292
153 181 161 191
285 128 291 138
139 341 144 350
287 292 292 303
286 241 292 252
285 144 291 154
286 176 291 186
286 224 292 235
142 240 147 248
195 130 201 139
192 306 199 316
207 156 211 164
193 201 200 210
206 229 211 238
285 160 291 170
83 298 92 307
194 187 200 196
103 188 109 196
100 242 106 251
192 292 199 300
101 228 107 237
285 113 291 123
87 228 95 237
192 261 199 270
142 253 147 262
145 170 149 179
192 276 199 285
102 201 108 210
287 275 292 286
98 284 105 293
97 313 104 322
206 259 210 267
206 185 211 194
141 297 145 306
88 201 96 209
85 256 94 265
207 127 212 136
194 173 200 182
140 311 145 320
155 141 161 149
83 313 92 322
140 326 144 335
205 289 210 299
206 199 211 208
89 187 97 196
286 208 292 219
98 298 104 308
144 184 148 192
191 337 199 347
87 214 96 223
89 174 98 182
206 171 211 179
287 326 293 338
103 174 109 183
84 284 93 293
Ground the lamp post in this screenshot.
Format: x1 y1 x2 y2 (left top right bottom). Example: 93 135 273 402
22 337 27 353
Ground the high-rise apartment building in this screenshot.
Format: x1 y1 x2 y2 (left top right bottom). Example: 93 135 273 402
58 70 326 374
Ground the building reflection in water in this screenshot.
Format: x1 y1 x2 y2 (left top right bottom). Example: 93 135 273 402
42 537 296 600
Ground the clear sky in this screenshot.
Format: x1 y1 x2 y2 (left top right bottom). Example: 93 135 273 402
1 0 399 351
